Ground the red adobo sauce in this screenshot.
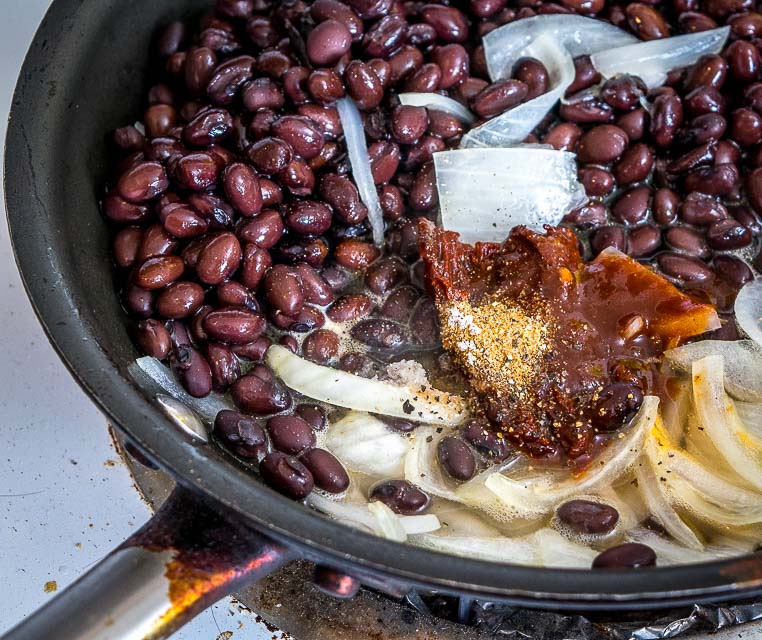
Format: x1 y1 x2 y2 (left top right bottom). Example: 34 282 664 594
419 220 719 465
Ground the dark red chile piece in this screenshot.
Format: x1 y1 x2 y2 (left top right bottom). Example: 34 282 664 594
213 410 267 459
267 415 316 455
557 500 620 535
307 20 352 66
658 253 714 283
117 162 169 203
203 308 266 344
301 449 350 493
260 452 314 500
706 219 753 250
679 192 729 225
471 79 528 118
370 480 430 514
136 319 171 359
665 227 710 258
295 404 327 431
577 125 629 164
135 256 185 290
196 232 242 285
170 343 213 398
437 437 476 481
625 3 669 39
650 93 683 148
591 226 627 254
303 329 341 364
592 543 656 569
612 186 651 225
628 225 662 258
206 342 241 391
232 368 292 415
156 281 205 319
592 382 644 430
264 264 304 316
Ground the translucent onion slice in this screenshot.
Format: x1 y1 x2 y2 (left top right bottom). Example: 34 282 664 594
692 355 762 492
368 501 408 541
130 357 232 423
735 278 762 347
485 396 658 512
534 528 598 568
397 93 475 124
626 528 752 566
337 97 384 246
266 345 468 424
433 147 586 243
411 532 539 564
666 339 762 403
324 411 411 477
635 456 704 550
591 27 730 89
460 35 575 149
482 15 637 82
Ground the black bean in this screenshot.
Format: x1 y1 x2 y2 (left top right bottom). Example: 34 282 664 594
301 448 350 493
437 437 476 481
370 480 430 514
706 218 753 250
295 404 327 431
557 499 620 535
592 543 656 569
267 415 316 455
232 370 292 415
260 452 314 500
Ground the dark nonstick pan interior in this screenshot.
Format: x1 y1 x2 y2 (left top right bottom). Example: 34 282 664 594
7 0 762 620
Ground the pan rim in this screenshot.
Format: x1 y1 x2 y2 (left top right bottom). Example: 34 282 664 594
5 0 762 610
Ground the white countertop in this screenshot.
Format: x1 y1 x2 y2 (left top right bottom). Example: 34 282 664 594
0 2 270 637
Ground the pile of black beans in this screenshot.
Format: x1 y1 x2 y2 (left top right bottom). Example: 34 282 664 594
107 0 760 521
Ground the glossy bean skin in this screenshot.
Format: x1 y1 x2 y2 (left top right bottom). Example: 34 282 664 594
232 368 292 415
259 452 314 499
471 79 528 118
136 319 171 359
344 60 384 110
628 225 662 257
203 307 266 344
592 543 656 569
307 20 352 66
170 342 213 398
437 436 476 481
156 281 205 318
223 162 262 216
557 500 619 535
196 232 242 285
303 329 341 363
665 226 711 258
658 252 714 282
205 341 241 391
267 415 316 455
301 449 350 493
214 410 267 459
370 480 430 514
264 264 304 315
614 143 653 185
577 125 629 164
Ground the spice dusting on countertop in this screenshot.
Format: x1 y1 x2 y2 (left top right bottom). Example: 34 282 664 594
440 299 554 402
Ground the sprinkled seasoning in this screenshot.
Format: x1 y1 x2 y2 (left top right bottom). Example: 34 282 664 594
439 297 555 402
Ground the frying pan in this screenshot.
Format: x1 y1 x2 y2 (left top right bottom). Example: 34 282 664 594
5 1 762 638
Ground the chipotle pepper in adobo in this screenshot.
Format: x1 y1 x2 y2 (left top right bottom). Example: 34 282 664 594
418 219 719 464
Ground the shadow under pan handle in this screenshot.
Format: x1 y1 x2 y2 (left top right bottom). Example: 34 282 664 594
1 488 297 640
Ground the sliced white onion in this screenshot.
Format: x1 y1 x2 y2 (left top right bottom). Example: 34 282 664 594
482 15 637 82
266 345 468 425
130 357 232 423
692 355 762 493
635 455 704 550
398 513 442 535
411 532 539 564
485 396 659 513
666 339 762 403
591 27 730 89
324 411 411 478
337 97 384 246
308 491 377 534
368 500 408 542
735 277 762 347
626 528 751 566
398 93 475 124
433 147 586 243
534 528 598 568
461 35 575 149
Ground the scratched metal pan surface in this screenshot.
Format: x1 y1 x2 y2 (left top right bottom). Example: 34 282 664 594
6 0 762 615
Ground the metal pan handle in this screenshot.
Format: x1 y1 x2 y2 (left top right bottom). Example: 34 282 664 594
1 488 296 640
